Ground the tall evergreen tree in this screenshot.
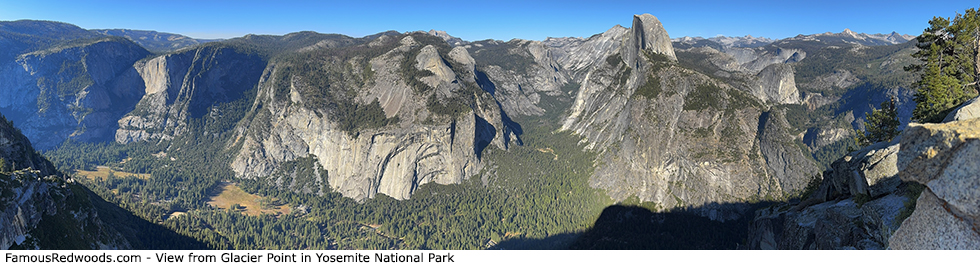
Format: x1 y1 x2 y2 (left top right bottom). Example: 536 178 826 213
906 8 980 122
857 97 900 147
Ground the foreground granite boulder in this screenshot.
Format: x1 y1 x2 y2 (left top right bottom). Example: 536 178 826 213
889 118 980 249
942 96 980 122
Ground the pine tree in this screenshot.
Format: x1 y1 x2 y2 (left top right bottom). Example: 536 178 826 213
857 97 901 147
906 8 980 122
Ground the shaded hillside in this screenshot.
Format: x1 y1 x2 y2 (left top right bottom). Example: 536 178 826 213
568 204 756 250
492 201 771 250
0 113 206 249
0 22 151 149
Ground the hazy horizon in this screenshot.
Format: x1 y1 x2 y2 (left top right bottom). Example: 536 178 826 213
1 0 977 41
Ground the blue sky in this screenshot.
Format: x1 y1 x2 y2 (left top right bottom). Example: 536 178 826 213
1 0 977 41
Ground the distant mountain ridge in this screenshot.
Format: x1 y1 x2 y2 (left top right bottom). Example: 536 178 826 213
91 29 219 53
673 29 914 48
0 20 216 54
792 29 914 45
674 35 775 48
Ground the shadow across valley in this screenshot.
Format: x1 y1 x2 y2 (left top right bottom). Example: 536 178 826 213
84 185 212 249
494 201 777 250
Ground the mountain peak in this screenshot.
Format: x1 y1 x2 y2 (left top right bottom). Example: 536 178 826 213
426 29 466 46
841 28 862 39
628 13 675 60
779 29 913 45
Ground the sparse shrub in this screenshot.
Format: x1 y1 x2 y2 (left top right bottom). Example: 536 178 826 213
683 84 723 111
896 182 927 224
470 40 534 73
854 193 871 207
606 53 623 66
692 128 711 138
634 75 662 99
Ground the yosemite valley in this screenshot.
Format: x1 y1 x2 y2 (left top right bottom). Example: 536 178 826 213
1 11 977 250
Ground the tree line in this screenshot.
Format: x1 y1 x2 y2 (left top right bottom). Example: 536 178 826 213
857 7 979 147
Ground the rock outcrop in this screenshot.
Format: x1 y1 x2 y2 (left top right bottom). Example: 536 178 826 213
749 194 909 250
747 137 910 249
623 14 676 66
889 118 980 249
0 114 128 249
811 139 901 201
749 118 980 249
758 110 819 193
753 64 801 104
943 96 980 122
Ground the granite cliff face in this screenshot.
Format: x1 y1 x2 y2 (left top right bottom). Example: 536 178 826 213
467 39 572 118
229 34 517 201
0 37 149 149
758 109 820 193
546 14 819 219
115 45 265 144
581 65 790 219
754 64 801 104
623 14 676 65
